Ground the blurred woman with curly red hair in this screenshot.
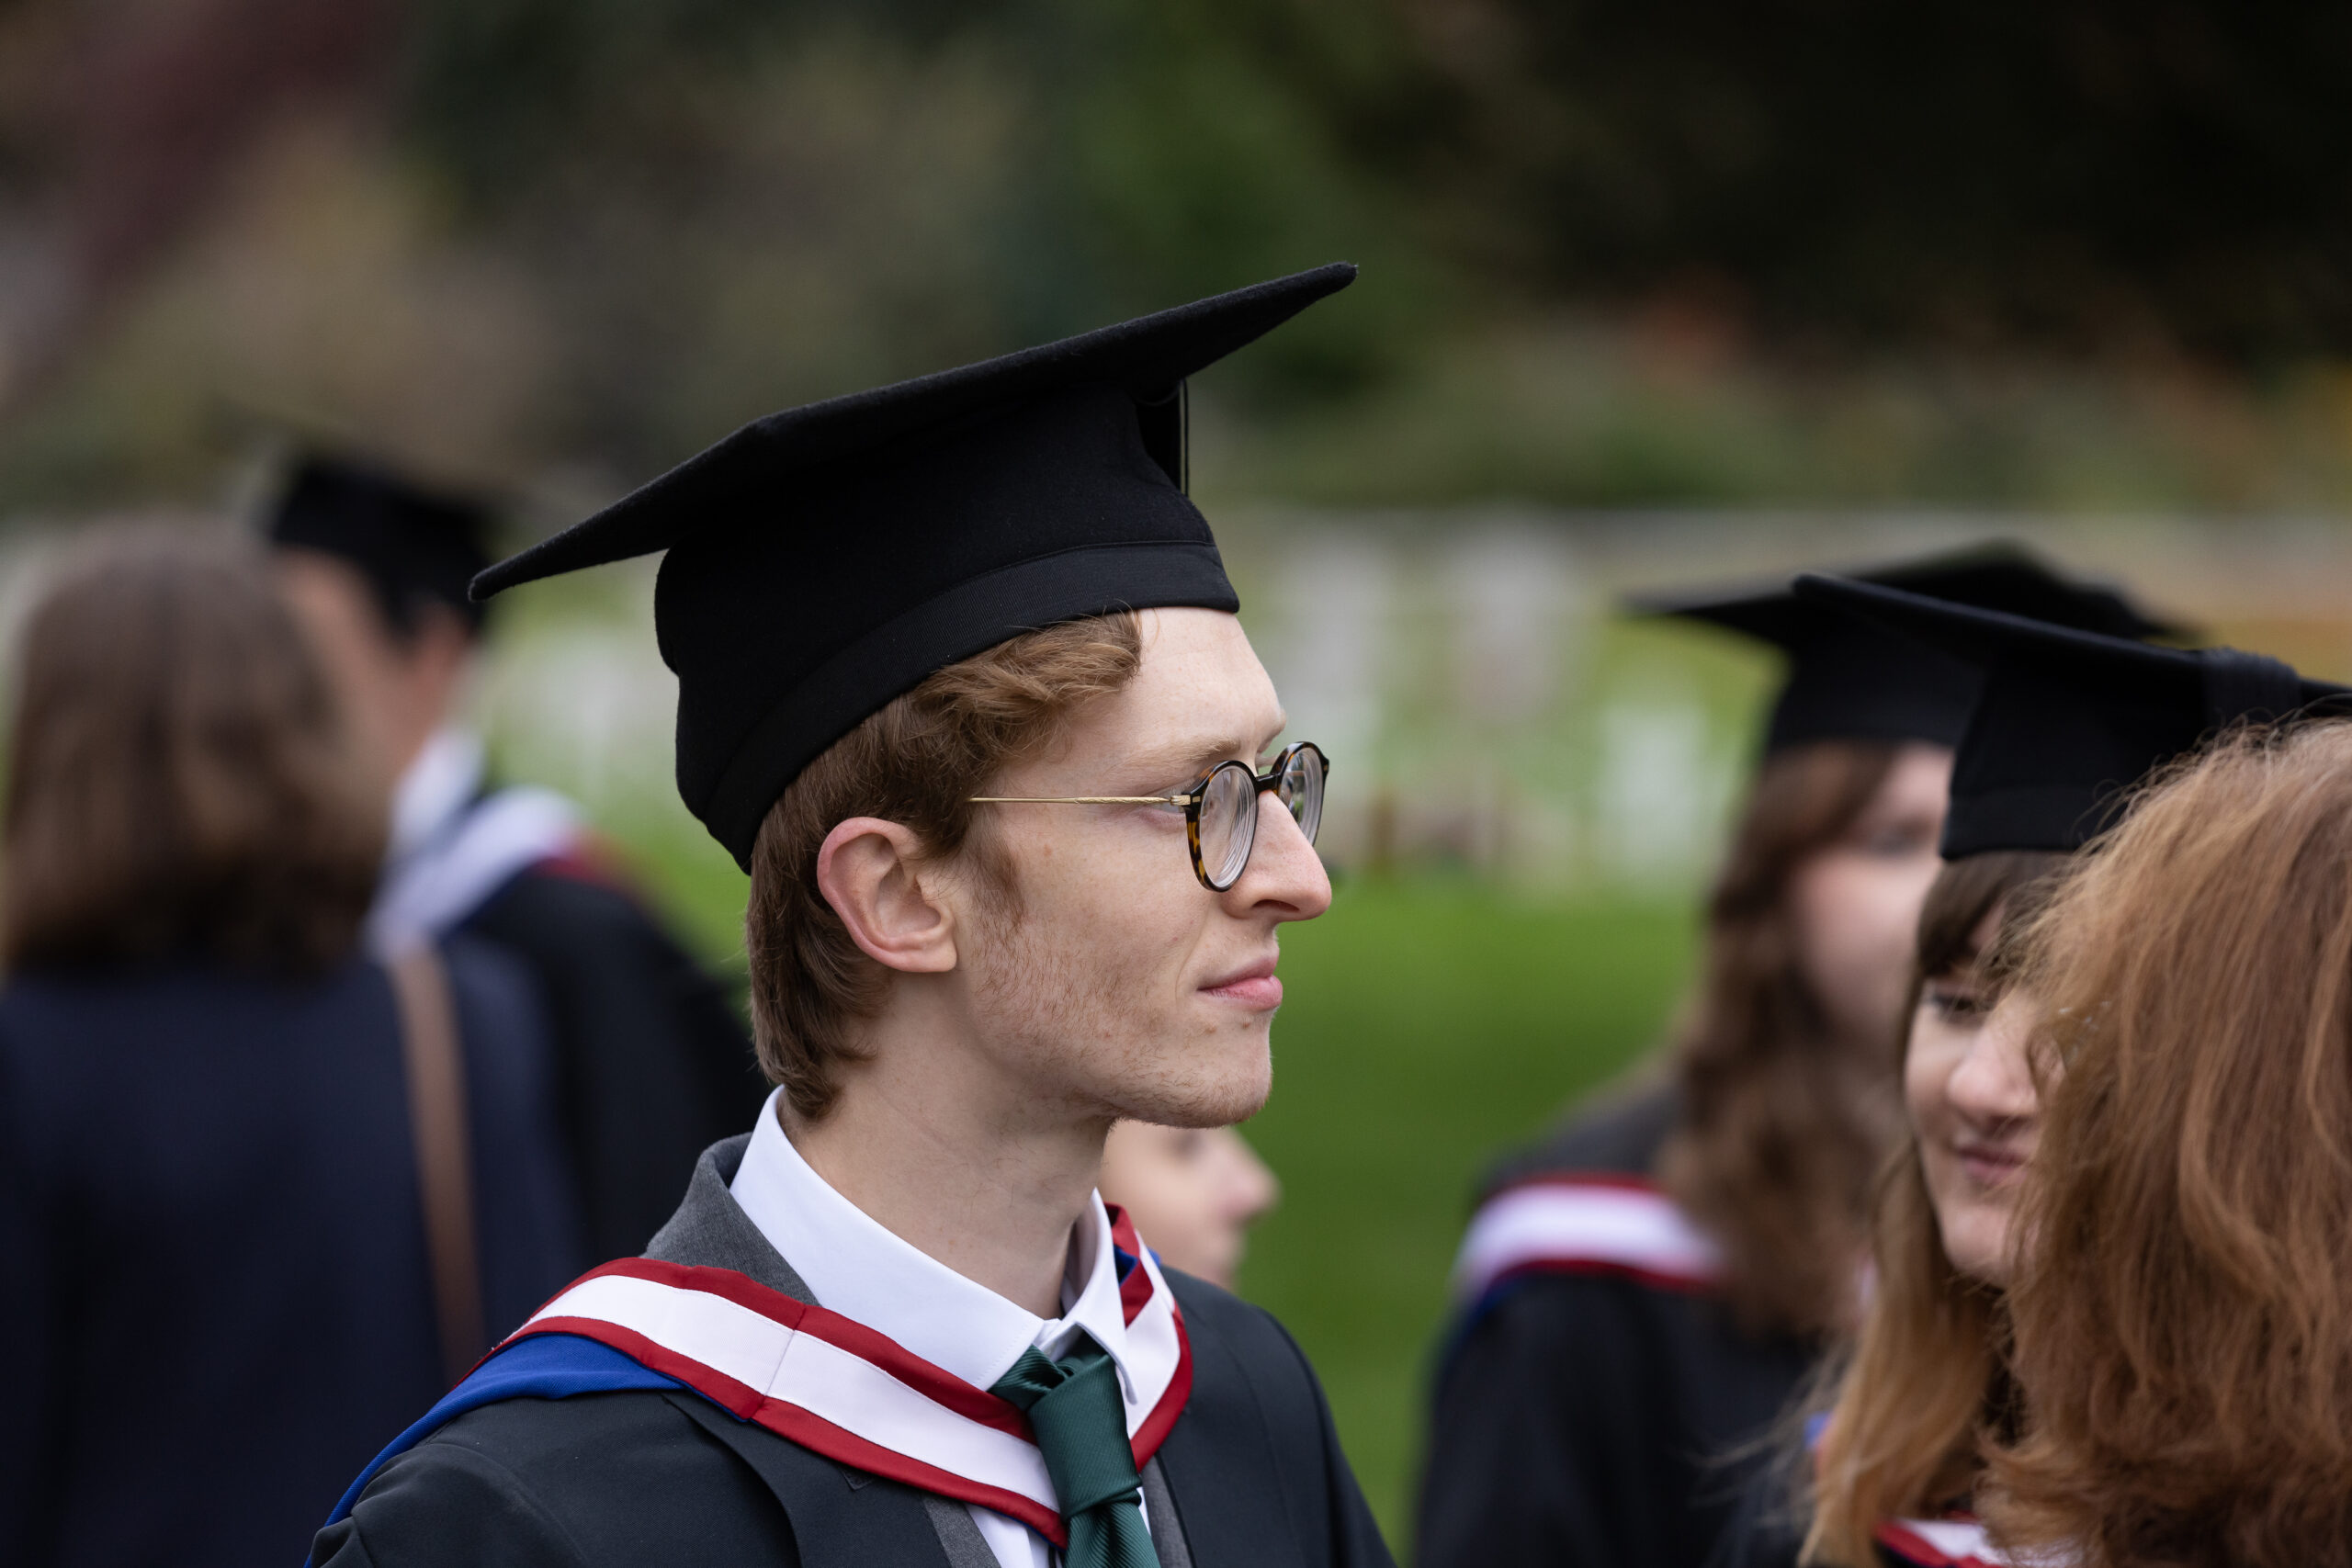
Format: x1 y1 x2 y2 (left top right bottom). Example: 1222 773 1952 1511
1985 718 2352 1568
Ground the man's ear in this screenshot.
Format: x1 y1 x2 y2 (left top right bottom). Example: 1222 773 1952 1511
814 818 958 975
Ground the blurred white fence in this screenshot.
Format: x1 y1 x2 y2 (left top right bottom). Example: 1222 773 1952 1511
463 507 2352 896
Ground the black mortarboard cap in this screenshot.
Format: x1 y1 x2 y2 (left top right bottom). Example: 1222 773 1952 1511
268 454 494 634
471 263 1359 868
1633 543 2186 754
1792 574 2352 856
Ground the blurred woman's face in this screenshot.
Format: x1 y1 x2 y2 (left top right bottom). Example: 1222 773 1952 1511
1788 742 1953 1052
1905 911 2046 1286
1097 1122 1280 1289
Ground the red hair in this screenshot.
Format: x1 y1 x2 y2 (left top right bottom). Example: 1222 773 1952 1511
1987 722 2352 1568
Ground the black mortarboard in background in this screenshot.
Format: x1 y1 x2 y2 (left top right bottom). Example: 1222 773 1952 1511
471 263 1358 867
1792 574 2352 857
1631 544 2186 754
268 454 495 636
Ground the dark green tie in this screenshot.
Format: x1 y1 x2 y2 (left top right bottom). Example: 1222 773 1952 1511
990 1336 1157 1568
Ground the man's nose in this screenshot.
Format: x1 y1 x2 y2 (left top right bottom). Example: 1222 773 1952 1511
1231 791 1332 918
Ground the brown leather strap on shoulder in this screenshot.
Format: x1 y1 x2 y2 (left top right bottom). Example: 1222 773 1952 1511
388 945 483 1382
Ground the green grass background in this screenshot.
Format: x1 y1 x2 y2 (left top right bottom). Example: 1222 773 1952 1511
610 829 1702 1552
1234 880 1699 1548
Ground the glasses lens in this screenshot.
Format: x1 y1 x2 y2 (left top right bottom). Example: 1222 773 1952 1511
1198 761 1256 889
1278 745 1326 847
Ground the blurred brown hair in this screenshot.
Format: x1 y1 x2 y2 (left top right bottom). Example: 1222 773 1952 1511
746 611 1143 1122
1659 740 1905 1337
1805 849 2065 1568
2 533 383 976
1984 721 2352 1568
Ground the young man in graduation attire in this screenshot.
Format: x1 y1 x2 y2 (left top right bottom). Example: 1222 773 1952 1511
311 264 1395 1568
1420 547 2178 1568
271 456 766 1261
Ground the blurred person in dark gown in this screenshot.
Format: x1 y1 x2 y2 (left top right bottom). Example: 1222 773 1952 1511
0 536 583 1568
268 454 767 1260
1420 547 2177 1568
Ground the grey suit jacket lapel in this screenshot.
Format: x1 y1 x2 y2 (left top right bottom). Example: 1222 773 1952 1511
640 1131 1195 1568
642 1133 814 1302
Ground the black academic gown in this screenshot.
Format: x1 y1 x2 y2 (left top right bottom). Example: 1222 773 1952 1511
458 853 769 1260
313 1134 1397 1568
1419 1083 1819 1568
1704 1462 1968 1568
1699 1446 1808 1568
0 945 585 1568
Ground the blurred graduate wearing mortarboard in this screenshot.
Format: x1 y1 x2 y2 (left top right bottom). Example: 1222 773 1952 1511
269 456 769 1264
311 267 1396 1568
1419 547 2182 1568
0 536 582 1568
1709 576 2347 1568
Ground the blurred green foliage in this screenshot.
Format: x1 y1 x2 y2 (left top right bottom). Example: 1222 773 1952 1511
11 0 2352 516
391 0 2352 366
391 0 1436 405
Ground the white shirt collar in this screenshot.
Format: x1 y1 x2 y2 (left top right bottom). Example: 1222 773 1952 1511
389 728 485 863
729 1088 1143 1405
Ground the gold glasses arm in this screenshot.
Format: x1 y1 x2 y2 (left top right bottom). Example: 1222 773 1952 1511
967 794 1195 806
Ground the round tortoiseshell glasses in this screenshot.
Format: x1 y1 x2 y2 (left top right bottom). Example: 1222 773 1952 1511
970 740 1329 891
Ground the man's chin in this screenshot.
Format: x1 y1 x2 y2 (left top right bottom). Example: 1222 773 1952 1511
1109 1057 1272 1130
